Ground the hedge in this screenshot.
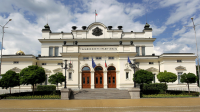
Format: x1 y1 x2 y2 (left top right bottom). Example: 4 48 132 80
141 83 167 94
37 85 56 91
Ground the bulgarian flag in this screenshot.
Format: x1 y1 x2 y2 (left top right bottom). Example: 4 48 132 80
95 10 98 16
105 60 107 68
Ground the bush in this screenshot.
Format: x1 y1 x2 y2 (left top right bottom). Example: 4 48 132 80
37 85 56 91
141 83 167 95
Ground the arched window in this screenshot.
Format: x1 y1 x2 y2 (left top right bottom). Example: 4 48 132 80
108 66 116 70
95 66 103 71
82 66 90 71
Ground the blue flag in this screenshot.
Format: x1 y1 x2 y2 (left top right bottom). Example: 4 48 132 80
92 58 96 68
128 56 132 64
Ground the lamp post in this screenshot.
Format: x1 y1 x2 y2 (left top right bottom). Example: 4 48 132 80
0 19 12 76
61 60 68 88
129 59 139 88
191 18 200 87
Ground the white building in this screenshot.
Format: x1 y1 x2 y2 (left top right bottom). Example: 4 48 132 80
1 22 198 91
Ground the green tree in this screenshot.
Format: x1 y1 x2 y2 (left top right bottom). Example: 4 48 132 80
157 70 177 93
180 73 197 94
20 65 46 95
0 70 20 94
48 72 65 90
134 69 154 85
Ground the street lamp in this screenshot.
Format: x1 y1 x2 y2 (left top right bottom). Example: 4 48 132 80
61 60 68 88
0 19 12 76
129 59 139 88
191 17 200 87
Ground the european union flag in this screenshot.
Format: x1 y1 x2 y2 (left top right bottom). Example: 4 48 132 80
128 56 132 64
92 58 96 68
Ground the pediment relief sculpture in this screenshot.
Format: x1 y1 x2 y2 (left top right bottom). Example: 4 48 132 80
146 67 158 72
92 27 103 36
175 66 186 70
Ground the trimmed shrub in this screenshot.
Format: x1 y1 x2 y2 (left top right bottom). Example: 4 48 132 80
141 83 167 94
37 85 56 91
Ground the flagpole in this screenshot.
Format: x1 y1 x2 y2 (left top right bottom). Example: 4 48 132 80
95 10 96 22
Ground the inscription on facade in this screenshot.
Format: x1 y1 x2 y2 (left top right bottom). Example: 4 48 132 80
80 48 117 50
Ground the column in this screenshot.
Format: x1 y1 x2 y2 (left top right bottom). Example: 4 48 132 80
116 71 120 89
103 71 108 89
91 71 95 89
79 72 82 89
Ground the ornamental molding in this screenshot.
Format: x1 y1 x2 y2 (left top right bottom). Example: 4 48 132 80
44 68 51 73
175 66 186 71
92 27 103 36
53 68 62 73
10 67 21 72
146 67 158 72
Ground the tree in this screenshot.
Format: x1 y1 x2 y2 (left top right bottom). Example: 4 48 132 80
180 73 197 94
0 70 20 94
157 70 177 93
20 65 46 95
48 72 65 90
134 69 154 85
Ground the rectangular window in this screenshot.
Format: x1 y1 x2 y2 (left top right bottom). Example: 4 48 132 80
42 63 46 65
58 63 62 65
136 46 140 56
142 46 145 56
55 47 59 56
153 74 156 83
108 57 114 60
149 62 154 64
68 72 72 80
49 47 53 56
83 57 89 60
96 57 102 60
13 61 19 64
178 72 183 84
126 72 129 79
177 60 182 63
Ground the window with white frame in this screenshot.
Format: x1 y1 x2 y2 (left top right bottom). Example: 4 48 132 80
178 72 183 84
83 57 89 60
68 72 72 80
96 57 102 60
149 62 154 64
42 63 46 65
136 46 140 56
55 47 59 56
58 63 62 65
142 46 145 56
177 60 182 63
126 72 129 79
49 47 53 56
108 57 114 59
13 61 19 64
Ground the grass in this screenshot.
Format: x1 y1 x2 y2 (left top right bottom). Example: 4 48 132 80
142 94 198 98
4 95 61 99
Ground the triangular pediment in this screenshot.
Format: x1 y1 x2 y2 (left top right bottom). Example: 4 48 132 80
175 66 186 70
146 67 158 72
10 67 21 72
53 68 62 73
44 68 51 73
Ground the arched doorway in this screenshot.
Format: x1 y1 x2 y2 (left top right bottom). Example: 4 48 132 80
107 66 116 88
95 66 103 88
82 66 91 88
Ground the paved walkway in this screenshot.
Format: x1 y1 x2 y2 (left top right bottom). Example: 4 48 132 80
0 98 200 112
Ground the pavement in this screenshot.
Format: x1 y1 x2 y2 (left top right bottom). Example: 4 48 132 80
1 98 200 112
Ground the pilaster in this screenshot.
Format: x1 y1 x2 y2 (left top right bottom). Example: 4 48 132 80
103 71 108 89
91 71 94 89
79 72 82 89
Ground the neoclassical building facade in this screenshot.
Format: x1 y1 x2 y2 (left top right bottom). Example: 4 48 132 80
1 22 198 91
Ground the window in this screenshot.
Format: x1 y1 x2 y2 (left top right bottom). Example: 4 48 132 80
42 63 46 65
96 57 102 60
58 63 62 65
149 62 154 64
178 72 183 84
153 74 156 83
142 46 145 56
45 75 48 85
68 72 72 80
136 46 140 56
126 72 129 79
49 47 53 56
13 61 19 64
177 60 182 63
108 57 114 59
55 47 59 56
82 66 90 71
83 57 89 60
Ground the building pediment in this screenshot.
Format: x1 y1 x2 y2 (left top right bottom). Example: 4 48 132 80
87 22 107 30
10 67 21 73
146 67 158 72
175 66 186 71
44 68 51 73
53 68 62 73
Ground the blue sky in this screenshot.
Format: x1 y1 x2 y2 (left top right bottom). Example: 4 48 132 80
0 0 200 63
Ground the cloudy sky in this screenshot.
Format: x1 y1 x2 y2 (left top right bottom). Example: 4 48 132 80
0 0 200 62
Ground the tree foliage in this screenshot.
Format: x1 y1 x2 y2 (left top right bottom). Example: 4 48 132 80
20 65 46 94
48 72 65 89
0 70 20 94
134 69 154 84
180 73 197 94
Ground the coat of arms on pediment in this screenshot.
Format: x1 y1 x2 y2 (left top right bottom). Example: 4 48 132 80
92 27 103 36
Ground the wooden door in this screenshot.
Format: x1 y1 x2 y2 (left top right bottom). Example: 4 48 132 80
107 71 116 88
95 71 103 88
82 71 91 88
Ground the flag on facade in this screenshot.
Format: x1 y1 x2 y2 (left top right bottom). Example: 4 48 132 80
128 56 132 64
92 58 96 68
105 60 107 68
95 10 98 16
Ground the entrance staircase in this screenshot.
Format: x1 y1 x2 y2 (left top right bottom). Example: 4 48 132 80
70 89 131 99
